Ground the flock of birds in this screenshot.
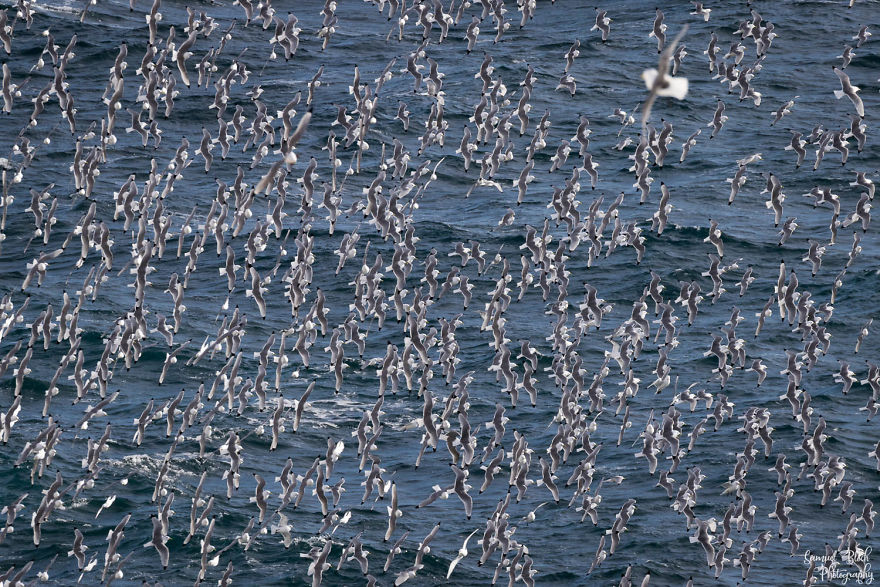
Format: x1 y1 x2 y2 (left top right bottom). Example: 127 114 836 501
0 0 877 585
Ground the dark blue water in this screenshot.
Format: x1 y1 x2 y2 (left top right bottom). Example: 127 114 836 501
0 0 878 585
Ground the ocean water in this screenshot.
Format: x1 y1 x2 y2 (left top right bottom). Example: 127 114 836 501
0 0 878 585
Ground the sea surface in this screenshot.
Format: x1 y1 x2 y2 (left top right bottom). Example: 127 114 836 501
0 0 878 585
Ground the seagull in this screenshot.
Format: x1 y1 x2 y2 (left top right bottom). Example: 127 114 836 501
384 482 401 541
750 359 768 386
95 494 116 519
785 131 806 168
855 319 872 354
690 2 711 21
270 513 293 548
446 528 479 578
853 25 871 48
69 527 88 569
833 66 864 118
395 101 410 131
708 100 727 139
564 40 580 73
304 540 332 587
771 97 797 126
782 526 802 556
451 464 473 519
592 9 611 42
143 514 170 570
556 73 576 97
837 45 855 69
649 8 667 53
680 128 701 163
522 501 550 523
385 531 409 572
641 25 689 133
588 534 607 574
498 208 516 226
